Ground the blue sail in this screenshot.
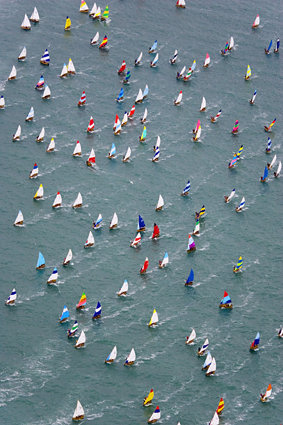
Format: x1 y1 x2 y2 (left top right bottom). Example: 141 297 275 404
138 215 145 229
267 40 272 52
254 332 260 345
60 305 70 321
41 49 50 63
153 147 160 160
262 166 268 180
143 85 149 98
276 38 280 50
183 180 190 195
267 138 272 150
149 40 157 52
36 252 45 268
92 301 102 319
124 70 131 81
186 268 194 284
220 295 232 305
116 88 124 102
110 143 116 156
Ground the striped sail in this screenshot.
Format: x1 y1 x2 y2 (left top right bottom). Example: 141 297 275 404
245 65 251 79
40 49 50 64
76 292 87 309
182 180 190 195
219 291 232 306
92 301 102 319
149 40 157 53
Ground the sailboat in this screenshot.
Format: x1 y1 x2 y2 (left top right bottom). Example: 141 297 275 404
152 147 160 162
78 91 86 106
159 252 168 269
89 2 97 16
135 51 143 66
5 289 17 305
84 231 95 248
203 53 210 68
47 268 58 284
90 32 99 45
130 232 141 248
73 140 82 157
148 406 161 423
76 293 87 310
274 38 280 53
210 109 222 123
0 95 5 109
30 7 40 22
36 127 45 142
278 326 283 338
224 188 235 203
18 47 27 61
151 223 160 239
231 120 239 134
216 398 224 415
116 87 124 103
59 306 70 323
113 114 120 133
148 40 157 54
202 351 212 370
228 153 239 169
123 70 131 84
64 16 71 30
219 291 233 308
249 90 257 104
228 36 234 50
108 143 116 159
195 205 206 220
87 116 95 133
186 328 196 344
185 268 194 286
155 194 164 211
140 257 149 274
99 35 108 49
109 212 118 229
193 124 201 141
233 256 243 273
141 108 148 123
92 301 102 319
42 85 51 99
75 332 86 349
274 161 282 178
25 106 34 121
46 137 55 152
36 252 45 269
34 184 44 200
60 63 68 78
21 14 31 30
137 215 146 232
265 40 272 54
260 384 272 402
148 309 159 327
245 64 251 80
260 166 268 182
67 58 76 74
187 234 196 253
176 65 186 79
252 14 260 28
174 90 182 106
235 197 245 212
67 320 78 337
209 412 219 425
220 41 229 56
154 135 161 152
128 105 135 119
40 49 50 65
52 192 62 208
143 389 154 406
192 220 200 236
121 111 128 127
117 280 128 296
29 159 39 173
35 75 44 90
206 357 216 376
93 213 103 229
183 67 192 81
8 65 17 80
139 126 147 142
105 346 117 364
101 5 109 21
181 180 190 196
117 60 126 74
250 332 260 351
264 118 276 132
198 338 209 355
92 5 101 19
72 192 83 208
63 249 72 266
169 49 178 65
143 84 149 100
86 148 95 166
176 0 186 7
14 210 24 226
124 348 136 366
80 0 89 12
266 137 272 153
135 88 143 104
150 53 159 67
200 97 206 111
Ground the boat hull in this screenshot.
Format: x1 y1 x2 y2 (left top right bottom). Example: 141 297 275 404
206 371 215 376
117 292 127 296
46 148 54 152
92 315 101 320
52 203 61 208
184 281 193 286
75 343 85 349
155 207 162 211
21 26 31 30
109 224 117 230
72 204 82 208
40 61 49 66
14 221 23 226
124 361 134 366
63 260 70 266
36 265 45 270
84 243 94 248
105 359 114 364
219 304 233 309
187 248 196 253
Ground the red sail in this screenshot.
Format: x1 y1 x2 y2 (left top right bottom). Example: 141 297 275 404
128 105 135 118
118 60 126 74
140 258 149 274
151 223 160 239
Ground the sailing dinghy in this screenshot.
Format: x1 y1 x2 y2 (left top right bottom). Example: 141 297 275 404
0 95 5 109
117 280 128 296
93 213 102 229
30 7 40 22
135 51 143 66
92 301 102 319
170 49 178 64
260 384 272 402
219 291 233 309
52 192 62 208
150 53 159 67
266 137 272 153
265 40 273 54
84 231 94 248
87 116 95 133
211 109 222 123
260 166 268 182
67 58 76 74
231 120 239 134
135 88 143 104
154 135 161 152
101 5 109 21
42 85 51 99
235 197 245 212
113 114 121 133
193 124 201 141
200 97 206 112
181 180 190 196
176 0 186 7
249 90 257 104
76 293 86 310
220 41 229 56
143 84 149 99
233 256 243 273
195 205 206 220
73 140 82 157
121 112 128 127
148 309 159 327
93 6 101 19
152 147 160 162
63 249 72 266
18 47 27 61
216 398 224 415
36 128 45 142
124 348 136 366
206 357 216 376
174 90 182 105
176 65 186 79
108 143 116 159
278 326 283 337
185 268 194 286
151 223 160 239
264 118 276 132
155 194 164 211
250 332 260 351
36 252 45 269
105 346 117 364
5 289 17 305
137 215 146 232
60 63 68 78
80 0 89 12
86 148 95 166
99 35 108 49
202 351 212 370
8 65 17 80
186 328 196 344
78 91 86 106
245 65 251 80
183 67 192 81
140 257 149 274
274 38 280 53
274 161 281 178
143 389 154 406
47 268 58 284
148 406 161 423
209 412 219 425
117 60 126 74
192 220 200 236
228 36 234 50
35 75 44 90
203 53 210 68
187 234 196 253
67 320 78 337
46 138 55 152
130 232 141 248
252 14 260 28
21 14 31 30
25 106 34 121
198 338 209 355
116 87 124 103
148 40 157 54
75 332 86 349
224 188 235 203
139 126 147 142
64 16 71 31
159 252 168 268
72 192 83 208
89 3 97 17
14 210 24 226
141 108 148 123
109 212 118 229
40 49 50 65
123 70 131 84
90 32 99 45
34 184 44 200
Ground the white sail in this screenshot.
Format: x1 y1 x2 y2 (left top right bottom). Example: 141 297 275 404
37 127 45 142
148 409 161 422
0 96 5 108
6 288 17 304
47 269 58 284
193 221 200 235
229 36 234 49
110 212 118 228
151 53 158 66
264 386 272 399
141 108 148 122
160 253 169 267
149 309 159 326
121 112 128 126
67 58 76 74
34 184 44 199
194 125 201 140
14 210 24 226
13 125 21 140
227 189 235 202
30 7 40 22
126 348 136 363
89 3 97 16
73 192 82 208
186 328 196 344
75 330 86 347
93 213 102 229
29 165 38 178
25 106 34 121
209 412 219 425
108 345 117 361
21 14 31 29
202 351 212 369
73 141 82 156
199 338 209 354
93 6 101 18
123 147 131 162
156 194 164 210
136 51 143 64
253 15 260 27
135 88 143 103
8 65 17 80
155 135 161 150
90 31 99 44
85 231 95 247
42 85 51 99
275 161 281 176
117 280 128 295
175 91 183 105
60 63 68 77
46 138 55 152
206 357 216 375
269 154 277 169
200 96 206 111
52 192 62 208
72 400 84 420
64 249 73 264
18 47 27 60
80 1 89 12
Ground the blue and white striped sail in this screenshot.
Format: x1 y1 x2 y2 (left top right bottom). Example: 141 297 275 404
186 268 194 284
109 143 116 156
60 306 70 322
149 40 157 52
262 166 268 181
220 293 232 305
182 180 190 195
237 197 245 210
267 138 272 150
151 53 159 66
116 87 124 102
138 215 145 230
6 288 17 304
93 213 103 229
36 252 45 268
251 90 257 103
202 351 212 369
152 147 160 161
143 84 149 99
92 301 102 319
41 49 50 63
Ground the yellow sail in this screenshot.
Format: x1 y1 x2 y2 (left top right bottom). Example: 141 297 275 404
245 65 251 79
65 17 71 30
143 389 154 406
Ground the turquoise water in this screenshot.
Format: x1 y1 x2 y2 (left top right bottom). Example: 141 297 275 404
0 1 282 424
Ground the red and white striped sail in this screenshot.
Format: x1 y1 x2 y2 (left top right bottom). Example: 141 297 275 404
113 114 119 131
128 105 135 118
118 60 126 74
87 116 94 132
87 148 96 165
252 14 260 28
140 257 149 273
203 53 210 67
78 91 86 106
130 232 141 248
